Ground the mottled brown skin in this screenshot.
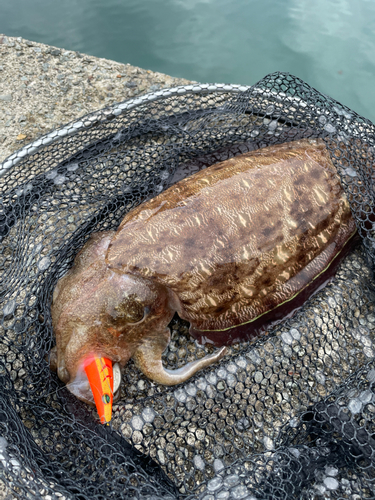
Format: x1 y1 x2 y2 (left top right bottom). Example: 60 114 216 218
51 138 356 402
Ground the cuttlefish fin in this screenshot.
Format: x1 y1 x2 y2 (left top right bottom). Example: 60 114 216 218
133 329 227 386
84 357 113 424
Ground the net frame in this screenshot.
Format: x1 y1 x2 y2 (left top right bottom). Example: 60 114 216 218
1 72 375 499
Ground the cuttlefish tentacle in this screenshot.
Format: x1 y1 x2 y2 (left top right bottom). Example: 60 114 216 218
49 345 70 383
133 328 227 385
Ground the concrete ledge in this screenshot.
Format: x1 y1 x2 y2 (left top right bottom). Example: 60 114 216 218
0 34 192 163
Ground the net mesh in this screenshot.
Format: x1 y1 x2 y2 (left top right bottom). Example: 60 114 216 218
1 72 375 499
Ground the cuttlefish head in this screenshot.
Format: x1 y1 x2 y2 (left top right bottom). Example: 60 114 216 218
50 232 176 423
50 231 226 423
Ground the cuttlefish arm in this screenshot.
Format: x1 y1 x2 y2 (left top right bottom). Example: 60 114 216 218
133 328 227 385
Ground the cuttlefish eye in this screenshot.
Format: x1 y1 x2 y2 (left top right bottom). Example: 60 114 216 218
111 295 149 325
129 305 150 325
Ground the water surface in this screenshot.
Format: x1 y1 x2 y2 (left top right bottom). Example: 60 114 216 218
1 0 375 121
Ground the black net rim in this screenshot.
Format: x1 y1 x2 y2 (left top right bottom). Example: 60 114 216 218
0 83 250 175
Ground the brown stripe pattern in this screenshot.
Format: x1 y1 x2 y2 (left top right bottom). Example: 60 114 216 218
107 138 356 333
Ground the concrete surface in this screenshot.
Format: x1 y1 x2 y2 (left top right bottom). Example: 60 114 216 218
0 34 192 164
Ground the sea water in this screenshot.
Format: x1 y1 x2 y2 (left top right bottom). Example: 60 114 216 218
1 0 375 122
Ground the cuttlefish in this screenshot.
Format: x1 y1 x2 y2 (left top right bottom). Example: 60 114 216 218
50 138 357 423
